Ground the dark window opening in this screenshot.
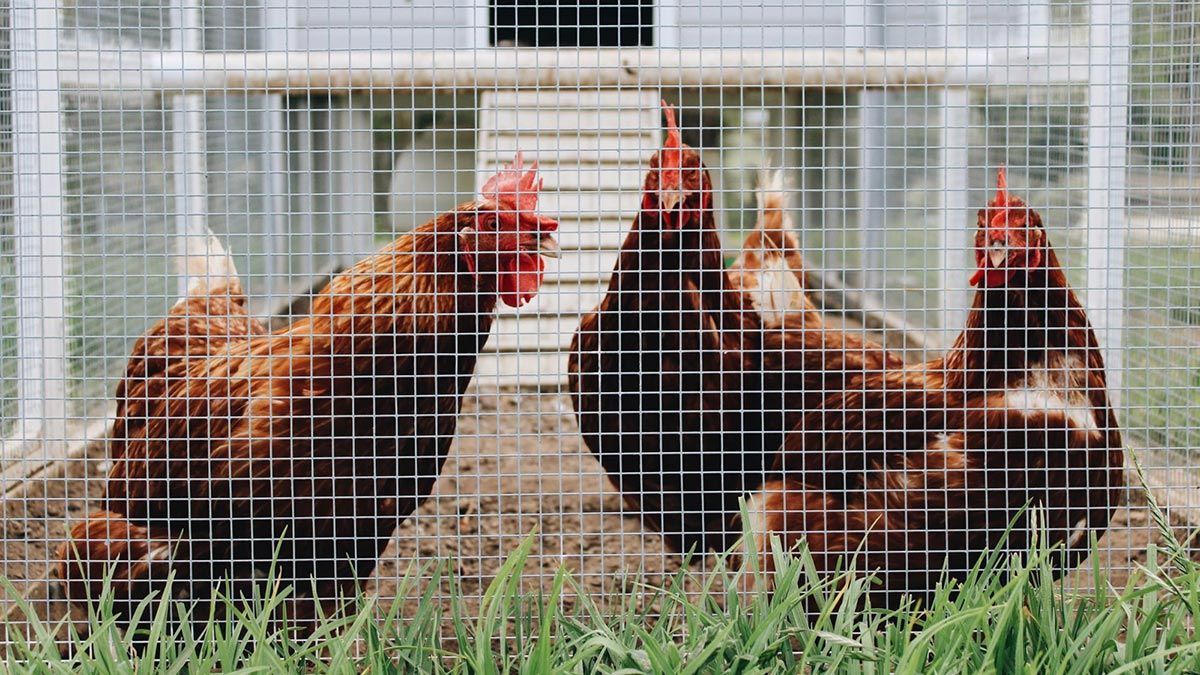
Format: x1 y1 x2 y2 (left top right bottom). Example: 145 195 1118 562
490 0 653 48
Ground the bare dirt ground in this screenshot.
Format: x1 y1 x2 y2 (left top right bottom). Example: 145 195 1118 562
0 314 1187 634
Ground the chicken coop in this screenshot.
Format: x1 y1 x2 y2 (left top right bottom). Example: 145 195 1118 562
1 0 1199 654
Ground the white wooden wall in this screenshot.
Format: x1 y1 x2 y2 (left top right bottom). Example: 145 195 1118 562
473 89 660 387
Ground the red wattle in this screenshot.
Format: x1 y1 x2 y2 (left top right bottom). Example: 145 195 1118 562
498 253 546 307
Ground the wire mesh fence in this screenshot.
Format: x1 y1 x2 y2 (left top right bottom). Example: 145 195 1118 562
0 0 1198 650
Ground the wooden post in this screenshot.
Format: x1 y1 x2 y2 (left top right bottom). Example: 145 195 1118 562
471 0 490 48
260 0 296 314
1086 0 1132 399
10 0 69 454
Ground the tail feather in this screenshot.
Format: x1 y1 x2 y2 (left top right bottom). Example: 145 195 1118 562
729 169 815 324
55 511 183 621
178 226 242 298
752 168 798 253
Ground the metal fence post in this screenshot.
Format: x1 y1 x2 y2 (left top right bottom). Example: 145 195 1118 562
171 0 210 298
939 2 972 334
331 99 378 264
10 0 68 457
847 0 887 293
939 89 971 334
1087 0 1131 400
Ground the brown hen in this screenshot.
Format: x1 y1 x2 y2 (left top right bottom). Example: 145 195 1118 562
568 104 899 556
745 169 1125 609
56 155 559 633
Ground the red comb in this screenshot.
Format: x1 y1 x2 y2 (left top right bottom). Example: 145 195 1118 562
479 151 557 233
661 100 683 170
481 151 543 214
989 165 1010 229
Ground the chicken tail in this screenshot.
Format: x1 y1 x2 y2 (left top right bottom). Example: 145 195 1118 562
54 510 185 622
177 224 242 299
734 169 813 324
752 168 798 254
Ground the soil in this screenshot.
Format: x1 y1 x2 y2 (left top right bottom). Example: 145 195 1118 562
0 314 1189 636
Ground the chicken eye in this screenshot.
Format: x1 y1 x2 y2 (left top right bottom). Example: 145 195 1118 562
474 214 498 232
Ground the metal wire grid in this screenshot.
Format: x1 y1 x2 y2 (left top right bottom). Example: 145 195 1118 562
0 0 1194 643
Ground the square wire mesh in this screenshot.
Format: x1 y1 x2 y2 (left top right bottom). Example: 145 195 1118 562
0 0 1197 650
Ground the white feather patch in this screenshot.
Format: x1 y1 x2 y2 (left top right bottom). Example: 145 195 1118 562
1003 356 1103 438
752 256 805 325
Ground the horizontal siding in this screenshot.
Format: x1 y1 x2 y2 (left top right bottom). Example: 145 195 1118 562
485 89 663 110
538 218 636 251
495 281 611 318
475 88 659 387
473 351 570 387
536 190 640 223
483 134 658 165
477 161 648 192
535 247 622 282
487 313 591 352
479 107 658 139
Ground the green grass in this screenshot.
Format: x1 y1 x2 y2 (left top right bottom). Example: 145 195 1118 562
7 483 1200 674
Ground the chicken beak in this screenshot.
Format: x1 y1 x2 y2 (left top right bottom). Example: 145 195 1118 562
988 243 1007 268
537 234 561 259
659 189 683 214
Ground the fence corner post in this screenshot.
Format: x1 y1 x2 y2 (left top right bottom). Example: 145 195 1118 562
1087 0 1132 402
11 0 69 459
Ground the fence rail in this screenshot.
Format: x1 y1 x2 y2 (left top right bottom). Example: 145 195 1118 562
59 46 1095 94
